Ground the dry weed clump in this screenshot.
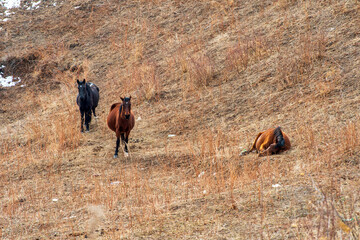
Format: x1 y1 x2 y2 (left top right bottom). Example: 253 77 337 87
338 121 359 154
174 49 215 95
276 32 328 89
296 175 360 239
129 62 159 101
277 0 298 10
226 36 273 74
187 53 215 87
23 86 81 162
106 61 160 102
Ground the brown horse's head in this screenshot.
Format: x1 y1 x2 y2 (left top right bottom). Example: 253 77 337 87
120 96 132 119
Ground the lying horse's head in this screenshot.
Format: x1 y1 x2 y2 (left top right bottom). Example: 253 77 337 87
120 96 132 119
77 79 87 101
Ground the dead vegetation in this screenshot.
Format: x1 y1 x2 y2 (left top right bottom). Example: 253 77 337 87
0 0 359 239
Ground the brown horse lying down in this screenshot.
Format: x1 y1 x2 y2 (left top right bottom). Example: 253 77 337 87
242 126 291 157
107 96 135 158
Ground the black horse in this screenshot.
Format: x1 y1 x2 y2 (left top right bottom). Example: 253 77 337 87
76 79 100 132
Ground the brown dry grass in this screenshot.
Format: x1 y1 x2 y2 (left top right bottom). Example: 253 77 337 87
0 0 360 239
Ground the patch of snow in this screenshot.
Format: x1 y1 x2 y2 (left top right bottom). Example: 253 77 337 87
110 181 120 185
32 0 41 9
4 10 12 16
0 65 21 87
1 0 21 9
0 75 21 87
168 134 176 138
52 198 58 202
2 0 43 22
272 184 281 188
27 0 41 10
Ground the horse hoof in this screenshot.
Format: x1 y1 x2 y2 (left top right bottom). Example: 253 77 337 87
113 154 118 158
124 152 129 157
240 150 248 156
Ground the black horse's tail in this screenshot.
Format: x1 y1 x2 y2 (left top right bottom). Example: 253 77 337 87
274 126 285 149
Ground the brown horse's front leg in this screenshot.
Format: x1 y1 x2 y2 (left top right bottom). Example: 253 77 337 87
114 137 120 158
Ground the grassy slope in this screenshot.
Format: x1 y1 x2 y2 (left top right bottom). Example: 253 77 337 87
0 0 359 239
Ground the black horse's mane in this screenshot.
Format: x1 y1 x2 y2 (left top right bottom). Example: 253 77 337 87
274 126 285 149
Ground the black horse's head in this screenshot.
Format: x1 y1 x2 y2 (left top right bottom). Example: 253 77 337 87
121 96 132 119
77 79 87 101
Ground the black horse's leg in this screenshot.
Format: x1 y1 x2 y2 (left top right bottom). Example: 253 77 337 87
114 137 120 158
80 110 85 132
85 110 92 132
92 107 97 118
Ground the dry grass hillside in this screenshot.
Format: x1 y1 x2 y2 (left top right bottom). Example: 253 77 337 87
0 0 359 239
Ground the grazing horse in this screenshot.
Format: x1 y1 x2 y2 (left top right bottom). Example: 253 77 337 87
242 126 291 157
107 96 135 158
76 79 100 132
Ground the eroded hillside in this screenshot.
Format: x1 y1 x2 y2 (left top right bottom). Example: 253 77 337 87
1 0 359 239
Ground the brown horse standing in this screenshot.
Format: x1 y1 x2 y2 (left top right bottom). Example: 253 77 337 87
107 96 135 158
242 126 291 157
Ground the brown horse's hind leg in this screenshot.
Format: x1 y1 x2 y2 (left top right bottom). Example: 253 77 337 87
258 144 277 157
125 132 130 153
121 133 129 153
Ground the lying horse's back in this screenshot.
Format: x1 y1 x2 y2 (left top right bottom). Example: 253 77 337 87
246 127 291 156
